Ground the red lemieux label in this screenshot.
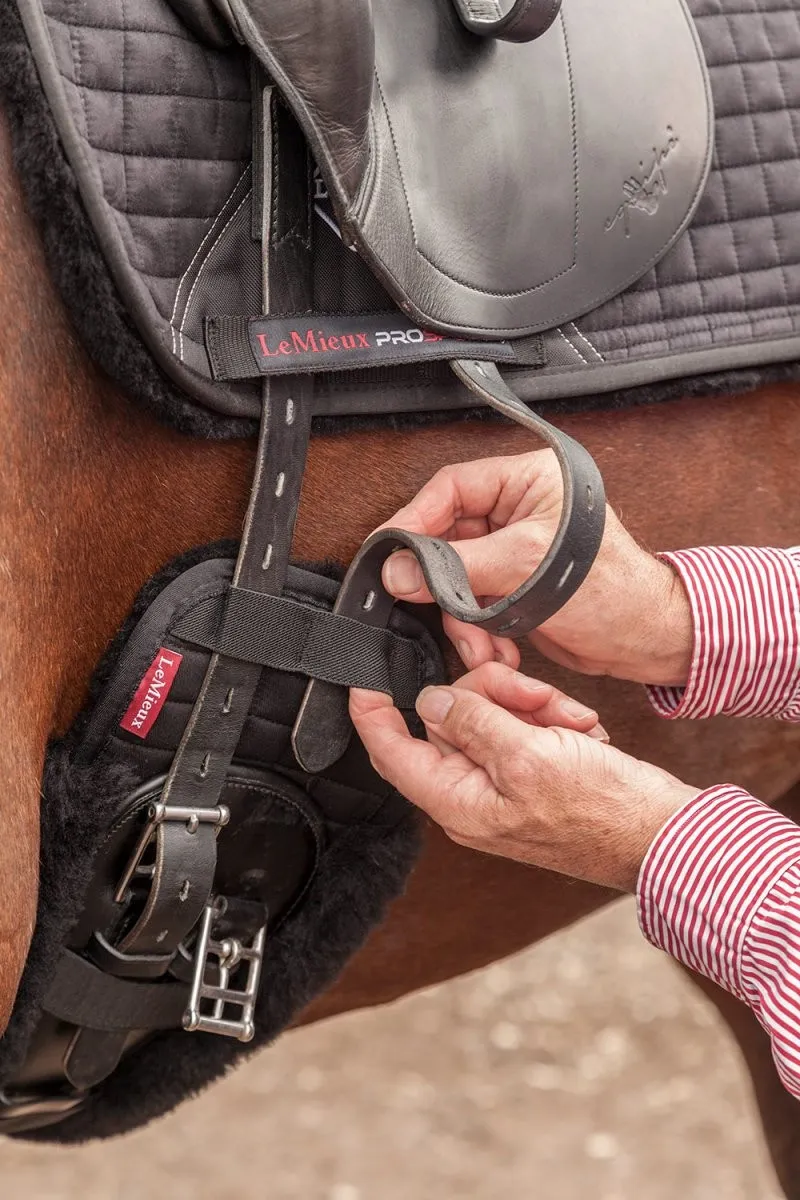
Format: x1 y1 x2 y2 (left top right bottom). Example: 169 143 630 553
120 648 183 739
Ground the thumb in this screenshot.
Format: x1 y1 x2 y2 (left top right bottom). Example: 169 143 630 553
383 525 547 604
415 685 540 781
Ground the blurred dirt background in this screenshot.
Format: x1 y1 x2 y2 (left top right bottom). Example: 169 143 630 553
0 899 784 1200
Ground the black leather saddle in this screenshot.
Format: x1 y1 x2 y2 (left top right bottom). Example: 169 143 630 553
216 0 711 336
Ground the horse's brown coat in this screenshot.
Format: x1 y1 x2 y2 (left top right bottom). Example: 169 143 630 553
3 114 800 1189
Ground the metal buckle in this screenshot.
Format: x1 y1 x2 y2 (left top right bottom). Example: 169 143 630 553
114 802 229 903
183 900 265 1042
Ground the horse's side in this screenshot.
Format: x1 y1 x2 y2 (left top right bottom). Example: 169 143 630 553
3 114 800 1189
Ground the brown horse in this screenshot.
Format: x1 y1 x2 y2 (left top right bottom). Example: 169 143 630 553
2 110 800 1190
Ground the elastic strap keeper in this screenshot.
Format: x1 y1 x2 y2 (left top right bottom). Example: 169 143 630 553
205 316 257 380
172 586 425 705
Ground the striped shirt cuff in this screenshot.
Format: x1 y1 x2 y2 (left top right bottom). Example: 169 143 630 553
647 546 800 722
637 785 800 1001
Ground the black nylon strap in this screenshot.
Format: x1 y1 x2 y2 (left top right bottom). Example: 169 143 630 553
205 314 257 381
172 587 424 704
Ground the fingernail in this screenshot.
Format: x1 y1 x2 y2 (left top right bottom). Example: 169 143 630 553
588 724 611 743
560 699 597 722
521 678 550 695
416 687 455 724
384 552 423 596
457 639 475 667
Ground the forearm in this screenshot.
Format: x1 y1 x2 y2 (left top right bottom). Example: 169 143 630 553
638 785 800 1099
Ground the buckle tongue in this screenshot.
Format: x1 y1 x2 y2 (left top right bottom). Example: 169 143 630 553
114 801 229 904
183 901 265 1042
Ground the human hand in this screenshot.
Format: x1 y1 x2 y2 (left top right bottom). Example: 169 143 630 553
378 451 693 686
351 665 698 892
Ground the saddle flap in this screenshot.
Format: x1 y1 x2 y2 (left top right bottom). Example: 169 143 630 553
225 0 713 338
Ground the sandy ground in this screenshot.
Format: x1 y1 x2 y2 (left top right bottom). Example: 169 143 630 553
0 900 785 1200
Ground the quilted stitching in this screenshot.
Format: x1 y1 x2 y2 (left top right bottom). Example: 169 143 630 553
579 0 800 360
42 0 251 319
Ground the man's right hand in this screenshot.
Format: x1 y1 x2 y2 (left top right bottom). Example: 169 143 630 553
379 450 694 686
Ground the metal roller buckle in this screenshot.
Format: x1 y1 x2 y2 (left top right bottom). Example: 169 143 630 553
114 802 230 904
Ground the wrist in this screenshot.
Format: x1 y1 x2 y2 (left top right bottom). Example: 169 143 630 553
610 557 694 686
616 777 700 892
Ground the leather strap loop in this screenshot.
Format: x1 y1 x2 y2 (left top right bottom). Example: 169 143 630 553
452 0 561 43
291 359 605 773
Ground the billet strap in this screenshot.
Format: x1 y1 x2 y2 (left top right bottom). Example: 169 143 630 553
452 0 562 42
292 358 605 773
116 87 314 956
59 87 318 1092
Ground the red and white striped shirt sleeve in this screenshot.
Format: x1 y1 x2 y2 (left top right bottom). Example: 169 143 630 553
638 787 800 1098
637 546 800 1096
647 546 800 721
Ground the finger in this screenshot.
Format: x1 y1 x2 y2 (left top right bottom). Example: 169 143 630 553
349 688 442 779
349 689 495 823
425 728 460 758
414 684 546 789
441 613 508 672
382 523 546 605
452 516 492 541
491 635 521 670
450 663 608 737
451 662 552 708
375 455 537 541
442 614 521 672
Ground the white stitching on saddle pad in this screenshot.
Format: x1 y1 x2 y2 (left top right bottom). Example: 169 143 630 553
170 169 252 361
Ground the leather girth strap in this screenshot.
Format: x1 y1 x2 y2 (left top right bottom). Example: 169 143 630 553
117 86 312 959
60 86 315 1088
